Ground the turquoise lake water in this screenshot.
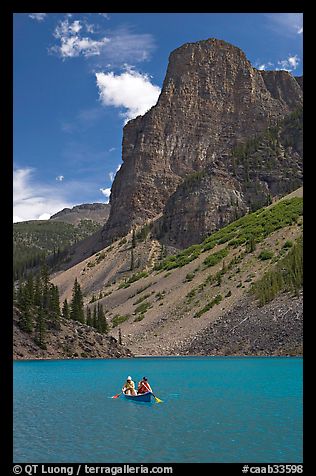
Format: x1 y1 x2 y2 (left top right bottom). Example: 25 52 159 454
13 356 303 463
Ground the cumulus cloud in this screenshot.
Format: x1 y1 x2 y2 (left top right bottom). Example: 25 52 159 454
13 167 74 222
56 175 64 181
100 187 111 202
51 18 110 58
29 13 47 21
96 69 161 122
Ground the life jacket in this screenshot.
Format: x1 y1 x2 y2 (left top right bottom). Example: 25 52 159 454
138 381 151 394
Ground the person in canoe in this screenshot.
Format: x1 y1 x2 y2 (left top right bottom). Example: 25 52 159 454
137 376 152 394
122 376 137 395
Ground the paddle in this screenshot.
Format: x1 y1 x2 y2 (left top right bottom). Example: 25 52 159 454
151 392 163 403
112 392 122 399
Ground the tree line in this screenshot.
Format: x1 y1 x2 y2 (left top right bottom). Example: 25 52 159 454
14 267 109 350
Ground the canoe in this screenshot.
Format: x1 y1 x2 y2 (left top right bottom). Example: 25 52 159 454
122 391 152 402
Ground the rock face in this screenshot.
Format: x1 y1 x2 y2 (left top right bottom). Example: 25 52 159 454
50 203 110 226
102 38 303 248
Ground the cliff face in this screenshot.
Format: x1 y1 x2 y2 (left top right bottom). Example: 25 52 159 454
102 38 303 248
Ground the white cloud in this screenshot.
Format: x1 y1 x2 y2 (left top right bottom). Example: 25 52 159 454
13 167 74 223
51 18 156 68
254 61 275 71
39 213 51 220
100 187 111 203
29 13 47 21
255 55 300 73
288 55 300 69
277 54 300 72
51 18 110 58
56 175 65 181
96 69 161 122
98 13 110 20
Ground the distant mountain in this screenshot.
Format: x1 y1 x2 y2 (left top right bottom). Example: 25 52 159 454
50 203 110 225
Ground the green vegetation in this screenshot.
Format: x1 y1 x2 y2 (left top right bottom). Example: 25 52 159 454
118 271 149 289
70 278 85 323
258 250 274 261
133 293 151 305
111 315 130 327
14 266 61 349
87 302 109 333
184 272 195 282
13 219 101 280
283 240 293 249
193 294 223 318
134 314 145 322
154 244 202 271
134 301 152 314
203 248 229 267
251 236 302 306
154 197 302 274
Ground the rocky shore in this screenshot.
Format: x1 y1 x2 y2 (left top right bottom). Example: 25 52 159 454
177 292 303 356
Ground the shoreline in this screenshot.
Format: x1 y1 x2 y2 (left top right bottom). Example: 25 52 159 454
13 353 303 362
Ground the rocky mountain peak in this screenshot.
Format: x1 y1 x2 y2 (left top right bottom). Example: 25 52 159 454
101 38 302 248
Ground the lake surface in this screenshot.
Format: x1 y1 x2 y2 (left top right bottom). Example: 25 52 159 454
13 356 303 463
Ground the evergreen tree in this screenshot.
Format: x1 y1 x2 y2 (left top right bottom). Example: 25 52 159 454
70 278 85 323
49 284 61 329
96 303 109 334
34 303 47 349
86 306 93 327
62 299 70 320
246 236 256 253
93 305 98 329
16 280 33 333
24 273 34 305
41 264 50 311
33 274 42 307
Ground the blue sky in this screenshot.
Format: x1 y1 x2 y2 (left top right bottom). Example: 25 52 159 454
13 12 303 222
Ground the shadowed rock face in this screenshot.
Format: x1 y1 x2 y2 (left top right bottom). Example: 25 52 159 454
101 38 303 248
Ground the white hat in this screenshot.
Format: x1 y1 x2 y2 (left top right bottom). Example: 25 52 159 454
127 376 132 380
